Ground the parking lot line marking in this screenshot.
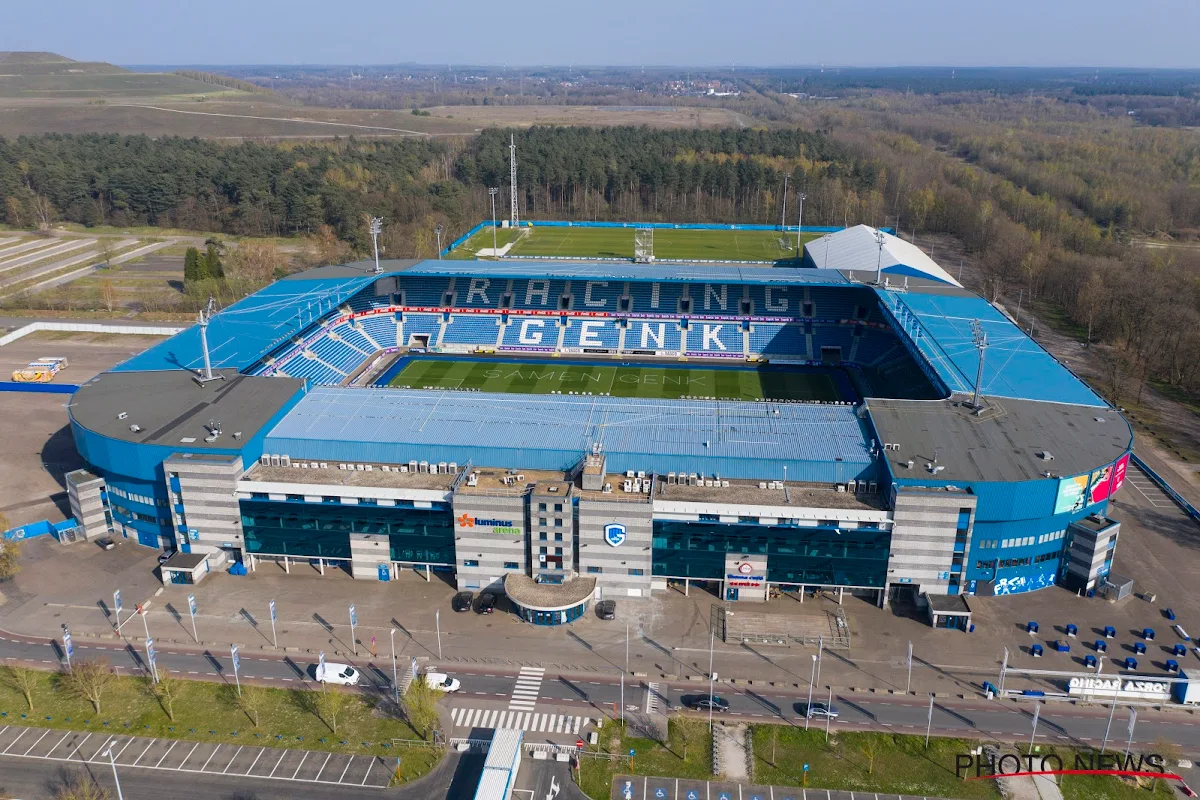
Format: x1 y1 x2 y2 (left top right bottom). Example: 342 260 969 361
338 755 355 783
47 731 71 754
65 733 92 761
179 741 200 767
154 740 177 768
267 749 287 777
2 728 30 754
131 739 155 765
84 739 112 762
20 729 51 756
291 750 308 779
221 746 243 773
360 757 375 786
314 751 333 781
245 747 266 774
113 737 135 761
200 744 223 772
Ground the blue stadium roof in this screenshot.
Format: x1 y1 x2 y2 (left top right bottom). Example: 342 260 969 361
878 289 1106 408
263 387 876 483
114 273 377 373
397 259 852 286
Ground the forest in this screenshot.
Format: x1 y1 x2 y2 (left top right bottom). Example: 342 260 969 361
3 103 1200 415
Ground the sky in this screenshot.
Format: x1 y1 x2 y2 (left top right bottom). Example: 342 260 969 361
3 0 1199 68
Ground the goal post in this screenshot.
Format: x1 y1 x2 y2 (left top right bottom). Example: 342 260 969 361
634 227 654 263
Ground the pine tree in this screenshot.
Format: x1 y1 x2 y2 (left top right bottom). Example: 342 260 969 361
202 243 224 280
183 247 201 283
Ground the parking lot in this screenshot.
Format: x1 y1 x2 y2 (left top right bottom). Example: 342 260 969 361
0 724 394 789
610 774 958 800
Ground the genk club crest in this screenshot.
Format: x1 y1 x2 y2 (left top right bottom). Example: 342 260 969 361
604 522 627 547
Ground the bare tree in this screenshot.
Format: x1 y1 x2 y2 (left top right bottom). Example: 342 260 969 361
2 664 40 711
674 716 705 761
153 672 180 721
52 771 109 800
61 659 115 713
860 735 880 775
237 684 268 728
98 278 118 313
315 687 351 734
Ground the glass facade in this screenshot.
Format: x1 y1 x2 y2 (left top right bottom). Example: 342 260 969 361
239 499 455 563
651 520 891 588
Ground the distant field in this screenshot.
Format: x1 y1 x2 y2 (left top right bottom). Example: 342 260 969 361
424 104 749 129
451 226 819 263
384 358 843 402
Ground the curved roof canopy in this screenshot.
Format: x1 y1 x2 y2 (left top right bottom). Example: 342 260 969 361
806 225 961 287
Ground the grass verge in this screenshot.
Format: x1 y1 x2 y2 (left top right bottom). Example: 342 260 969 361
578 720 712 800
0 666 441 784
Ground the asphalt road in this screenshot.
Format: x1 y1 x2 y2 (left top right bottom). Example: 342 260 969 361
6 628 1200 757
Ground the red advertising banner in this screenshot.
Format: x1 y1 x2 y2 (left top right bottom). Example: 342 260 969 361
1089 463 1114 505
1109 453 1130 497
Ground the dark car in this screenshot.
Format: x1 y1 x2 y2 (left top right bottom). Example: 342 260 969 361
684 694 730 712
452 591 474 612
798 701 839 720
96 537 116 551
476 593 498 614
595 600 617 620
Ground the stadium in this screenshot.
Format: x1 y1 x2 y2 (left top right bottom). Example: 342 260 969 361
64 223 1132 626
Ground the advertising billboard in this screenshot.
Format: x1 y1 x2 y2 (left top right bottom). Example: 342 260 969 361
1054 474 1089 515
1109 453 1130 496
1089 463 1115 505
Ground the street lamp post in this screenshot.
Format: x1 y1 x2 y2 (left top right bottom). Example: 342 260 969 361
390 628 399 706
435 224 444 260
1101 700 1118 754
102 740 124 800
925 694 935 747
906 641 913 695
815 636 823 689
488 188 499 255
369 217 383 274
707 629 716 732
780 174 789 231
805 654 817 730
435 608 443 660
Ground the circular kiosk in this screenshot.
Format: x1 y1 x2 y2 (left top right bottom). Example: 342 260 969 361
504 574 597 626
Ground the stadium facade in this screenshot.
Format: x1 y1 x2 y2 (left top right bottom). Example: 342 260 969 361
64 228 1131 623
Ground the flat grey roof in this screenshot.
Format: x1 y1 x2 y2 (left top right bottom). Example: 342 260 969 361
866 397 1132 483
163 552 208 570
927 594 971 614
69 369 303 449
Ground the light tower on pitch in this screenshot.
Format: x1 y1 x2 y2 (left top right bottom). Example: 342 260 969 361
369 217 383 274
194 296 224 385
509 134 519 226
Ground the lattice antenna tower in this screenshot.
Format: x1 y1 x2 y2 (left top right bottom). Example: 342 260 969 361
194 296 225 385
509 134 519 226
634 227 655 263
970 319 988 409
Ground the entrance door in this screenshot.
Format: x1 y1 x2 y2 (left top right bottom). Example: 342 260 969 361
726 587 739 602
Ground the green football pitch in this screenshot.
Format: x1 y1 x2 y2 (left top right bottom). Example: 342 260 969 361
450 226 820 263
385 358 841 402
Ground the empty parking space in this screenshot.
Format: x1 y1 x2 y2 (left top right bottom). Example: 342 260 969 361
0 725 393 788
1126 464 1182 512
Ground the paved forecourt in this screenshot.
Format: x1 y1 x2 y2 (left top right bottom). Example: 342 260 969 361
453 226 819 262
387 358 843 402
0 723 394 789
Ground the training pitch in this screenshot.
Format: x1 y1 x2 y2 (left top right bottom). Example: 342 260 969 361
383 358 844 402
451 226 819 263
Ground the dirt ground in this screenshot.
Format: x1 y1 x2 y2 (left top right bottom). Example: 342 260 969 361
0 329 165 383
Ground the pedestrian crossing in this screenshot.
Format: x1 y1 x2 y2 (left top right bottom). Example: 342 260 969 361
509 666 545 711
450 707 591 734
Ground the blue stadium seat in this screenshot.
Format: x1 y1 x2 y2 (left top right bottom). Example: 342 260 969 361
570 279 625 312
334 323 375 353
397 278 449 307
358 315 398 349
564 318 620 349
504 316 559 349
750 323 806 356
688 320 742 355
623 318 684 352
401 314 442 346
510 279 569 311
441 315 502 345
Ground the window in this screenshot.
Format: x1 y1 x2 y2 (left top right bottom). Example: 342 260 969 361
286 494 304 502
538 503 547 512
554 532 563 541
539 532 548 541
503 561 519 570
463 559 479 567
587 566 603 574
628 568 644 576
251 492 268 500
539 518 547 527
554 547 563 556
539 546 547 555
553 504 563 513
554 518 563 528
322 496 339 504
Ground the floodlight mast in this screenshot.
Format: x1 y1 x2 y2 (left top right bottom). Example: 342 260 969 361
370 217 383 274
195 296 224 384
971 319 988 409
509 134 519 226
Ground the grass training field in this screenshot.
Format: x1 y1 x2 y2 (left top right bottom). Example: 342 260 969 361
384 358 843 402
451 225 820 263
